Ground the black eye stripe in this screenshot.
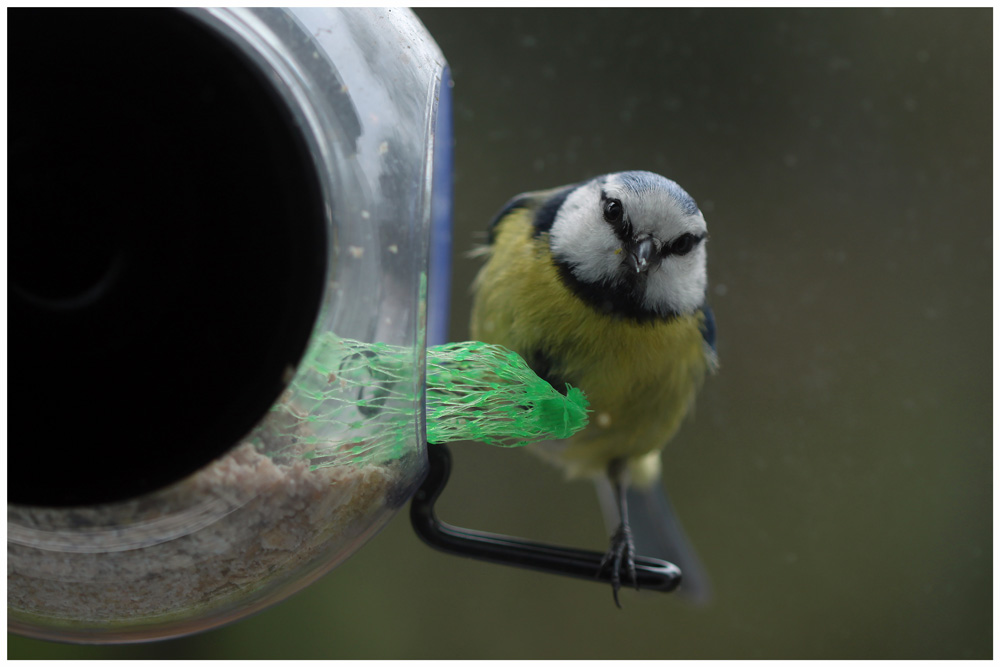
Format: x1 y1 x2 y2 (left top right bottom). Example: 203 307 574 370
664 232 705 256
600 192 632 241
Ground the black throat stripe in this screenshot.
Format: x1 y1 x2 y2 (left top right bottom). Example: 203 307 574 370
551 256 679 323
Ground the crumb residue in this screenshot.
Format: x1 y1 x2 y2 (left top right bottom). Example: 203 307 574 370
8 441 401 626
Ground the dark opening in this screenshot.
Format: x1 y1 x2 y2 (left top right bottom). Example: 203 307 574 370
9 9 328 506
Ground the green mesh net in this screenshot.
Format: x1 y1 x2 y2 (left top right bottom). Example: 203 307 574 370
253 333 589 469
426 340 589 446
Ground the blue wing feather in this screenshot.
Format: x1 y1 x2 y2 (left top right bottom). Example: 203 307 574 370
699 303 717 352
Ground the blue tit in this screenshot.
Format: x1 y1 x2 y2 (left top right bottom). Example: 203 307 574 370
470 170 717 606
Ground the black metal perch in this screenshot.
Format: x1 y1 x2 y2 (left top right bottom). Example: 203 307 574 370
410 442 682 593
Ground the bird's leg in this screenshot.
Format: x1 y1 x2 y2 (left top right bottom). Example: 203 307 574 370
599 459 638 608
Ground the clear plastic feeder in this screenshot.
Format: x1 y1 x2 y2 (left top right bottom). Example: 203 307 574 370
8 7 451 642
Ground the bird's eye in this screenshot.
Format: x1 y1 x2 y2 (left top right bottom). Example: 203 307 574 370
669 233 700 256
603 198 623 225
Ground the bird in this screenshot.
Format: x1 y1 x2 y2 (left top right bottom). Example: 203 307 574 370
469 170 717 606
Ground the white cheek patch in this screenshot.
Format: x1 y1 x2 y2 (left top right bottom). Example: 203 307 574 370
643 245 708 315
549 185 624 284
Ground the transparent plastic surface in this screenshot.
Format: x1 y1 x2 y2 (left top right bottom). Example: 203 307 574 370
8 7 450 642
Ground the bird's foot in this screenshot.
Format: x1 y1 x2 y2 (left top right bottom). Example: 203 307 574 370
599 522 638 608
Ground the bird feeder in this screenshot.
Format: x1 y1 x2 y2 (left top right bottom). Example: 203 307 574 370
8 7 676 644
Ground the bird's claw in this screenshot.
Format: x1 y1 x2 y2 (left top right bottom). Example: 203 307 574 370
599 522 638 608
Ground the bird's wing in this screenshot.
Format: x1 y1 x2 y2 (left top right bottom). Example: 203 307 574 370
699 303 717 352
486 184 578 243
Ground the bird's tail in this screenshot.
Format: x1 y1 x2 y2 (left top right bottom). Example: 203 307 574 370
595 477 712 605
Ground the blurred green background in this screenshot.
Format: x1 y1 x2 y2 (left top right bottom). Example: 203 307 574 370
9 7 991 660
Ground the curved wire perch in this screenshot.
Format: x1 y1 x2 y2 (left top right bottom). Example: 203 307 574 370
410 442 682 593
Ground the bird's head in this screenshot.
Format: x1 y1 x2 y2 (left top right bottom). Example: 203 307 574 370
548 170 708 319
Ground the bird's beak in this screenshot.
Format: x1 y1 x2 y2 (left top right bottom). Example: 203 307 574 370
628 237 656 274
